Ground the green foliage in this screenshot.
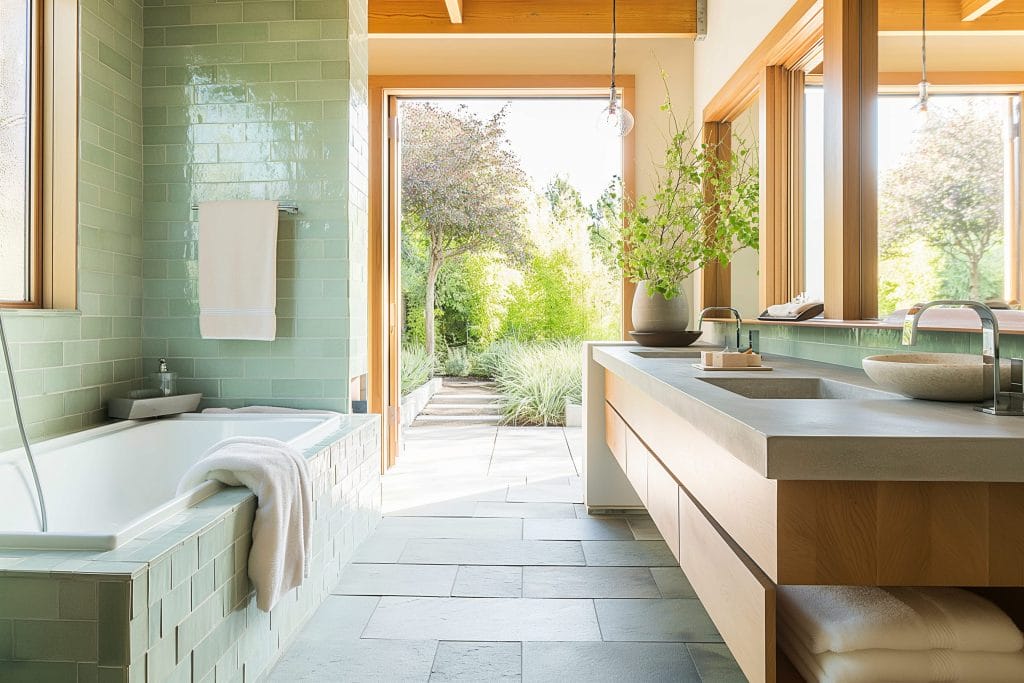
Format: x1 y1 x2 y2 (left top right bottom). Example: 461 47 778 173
400 345 433 396
443 346 472 377
491 341 583 426
472 338 521 378
879 98 1005 309
616 74 759 300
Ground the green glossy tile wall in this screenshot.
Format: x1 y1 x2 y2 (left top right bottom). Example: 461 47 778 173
0 0 145 450
140 0 368 411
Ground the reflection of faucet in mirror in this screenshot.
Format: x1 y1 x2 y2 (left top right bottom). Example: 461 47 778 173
698 307 742 350
902 300 1023 416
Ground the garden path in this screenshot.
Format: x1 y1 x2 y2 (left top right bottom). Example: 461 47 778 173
269 421 745 681
415 378 504 427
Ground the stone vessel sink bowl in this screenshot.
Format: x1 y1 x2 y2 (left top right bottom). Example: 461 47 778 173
862 353 1010 402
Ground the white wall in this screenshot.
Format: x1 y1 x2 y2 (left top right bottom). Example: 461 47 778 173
693 0 797 118
370 35 699 311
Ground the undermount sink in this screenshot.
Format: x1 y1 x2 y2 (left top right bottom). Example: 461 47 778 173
697 376 896 400
630 349 706 359
862 353 1010 402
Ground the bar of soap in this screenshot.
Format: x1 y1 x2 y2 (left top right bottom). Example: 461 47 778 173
746 353 762 367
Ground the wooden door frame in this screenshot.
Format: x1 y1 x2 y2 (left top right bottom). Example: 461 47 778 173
368 74 636 472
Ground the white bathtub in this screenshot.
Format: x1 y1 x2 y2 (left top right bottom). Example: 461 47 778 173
0 413 343 551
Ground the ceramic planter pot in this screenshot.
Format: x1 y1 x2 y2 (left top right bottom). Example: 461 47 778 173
631 281 690 332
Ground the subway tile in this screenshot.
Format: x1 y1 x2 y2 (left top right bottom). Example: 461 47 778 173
13 620 98 662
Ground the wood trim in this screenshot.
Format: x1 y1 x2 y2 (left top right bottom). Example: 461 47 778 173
703 0 823 123
822 0 878 320
962 0 1006 22
880 0 1024 33
878 71 1024 90
759 67 806 310
369 75 636 468
368 0 696 35
698 122 732 310
443 0 463 24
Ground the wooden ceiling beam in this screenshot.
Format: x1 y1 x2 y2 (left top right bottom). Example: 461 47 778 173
444 0 463 24
961 0 1006 21
369 0 696 35
880 0 1024 32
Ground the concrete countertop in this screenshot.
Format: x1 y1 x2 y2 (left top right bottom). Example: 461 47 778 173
593 343 1024 482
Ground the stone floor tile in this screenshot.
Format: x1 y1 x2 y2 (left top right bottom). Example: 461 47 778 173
267 638 438 682
286 596 381 641
384 500 480 518
451 566 522 597
650 567 696 598
505 479 583 504
429 641 522 681
363 597 602 641
627 515 663 541
686 643 747 682
522 566 661 598
522 641 701 682
474 502 577 519
581 540 678 567
334 563 458 597
350 537 408 564
399 539 584 566
522 518 633 541
374 517 523 540
594 599 721 643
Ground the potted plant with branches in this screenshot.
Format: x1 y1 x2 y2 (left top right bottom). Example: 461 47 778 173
616 76 759 342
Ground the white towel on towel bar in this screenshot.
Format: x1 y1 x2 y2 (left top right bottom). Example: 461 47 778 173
198 200 279 341
176 436 312 612
778 617 1024 683
778 585 1024 655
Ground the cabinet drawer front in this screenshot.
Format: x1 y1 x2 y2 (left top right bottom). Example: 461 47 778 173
605 402 627 472
679 487 776 683
647 454 680 559
625 430 649 506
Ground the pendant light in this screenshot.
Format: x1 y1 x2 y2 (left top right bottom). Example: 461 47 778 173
915 0 930 115
599 0 635 136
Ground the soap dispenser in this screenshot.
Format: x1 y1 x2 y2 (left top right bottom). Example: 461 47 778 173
153 358 177 397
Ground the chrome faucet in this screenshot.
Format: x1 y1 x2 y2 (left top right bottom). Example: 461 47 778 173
698 306 743 350
902 300 1023 415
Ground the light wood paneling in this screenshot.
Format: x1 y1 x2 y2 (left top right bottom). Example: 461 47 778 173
679 487 777 683
604 402 627 472
880 0 1024 32
369 0 696 35
647 455 680 559
624 429 648 506
698 122 732 311
758 66 806 311
822 0 878 320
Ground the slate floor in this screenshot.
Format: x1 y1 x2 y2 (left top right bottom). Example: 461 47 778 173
268 423 745 682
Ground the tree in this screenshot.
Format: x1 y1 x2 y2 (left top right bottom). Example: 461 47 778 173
879 100 1005 301
400 102 529 358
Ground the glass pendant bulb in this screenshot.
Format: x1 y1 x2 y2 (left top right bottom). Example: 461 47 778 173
600 95 635 136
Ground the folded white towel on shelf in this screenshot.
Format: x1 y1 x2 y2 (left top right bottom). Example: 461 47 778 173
202 406 337 415
779 617 1024 683
778 585 1024 655
198 200 279 341
176 436 312 612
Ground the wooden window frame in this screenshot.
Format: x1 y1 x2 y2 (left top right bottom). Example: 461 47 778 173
368 75 636 472
2 0 78 310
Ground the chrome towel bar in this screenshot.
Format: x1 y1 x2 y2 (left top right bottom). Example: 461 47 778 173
191 201 299 215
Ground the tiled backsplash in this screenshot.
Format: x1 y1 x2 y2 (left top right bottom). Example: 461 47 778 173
0 0 145 450
140 0 366 411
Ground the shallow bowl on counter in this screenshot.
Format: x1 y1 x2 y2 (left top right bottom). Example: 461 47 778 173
862 353 1010 402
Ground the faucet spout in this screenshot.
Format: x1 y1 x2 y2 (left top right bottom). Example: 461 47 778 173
698 306 743 350
902 300 1005 414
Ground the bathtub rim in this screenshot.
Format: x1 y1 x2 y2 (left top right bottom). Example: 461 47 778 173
0 411 347 550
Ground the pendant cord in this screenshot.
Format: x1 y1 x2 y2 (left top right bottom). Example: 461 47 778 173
610 0 617 92
920 0 927 85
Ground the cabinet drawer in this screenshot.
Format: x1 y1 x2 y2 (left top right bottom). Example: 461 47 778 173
679 487 776 683
604 402 627 472
647 454 680 559
624 430 649 506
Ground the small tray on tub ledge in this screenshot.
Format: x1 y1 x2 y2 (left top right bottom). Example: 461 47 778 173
107 391 202 420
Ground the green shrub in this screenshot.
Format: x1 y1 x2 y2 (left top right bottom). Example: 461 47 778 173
493 341 582 426
472 338 521 378
443 346 472 377
400 345 433 396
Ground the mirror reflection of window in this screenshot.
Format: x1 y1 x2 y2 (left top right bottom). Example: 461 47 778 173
804 85 825 303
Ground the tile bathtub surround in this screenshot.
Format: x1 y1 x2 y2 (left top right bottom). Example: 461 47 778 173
0 416 381 683
141 0 370 411
0 0 146 450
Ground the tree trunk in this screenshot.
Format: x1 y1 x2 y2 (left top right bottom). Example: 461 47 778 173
424 256 441 361
969 260 981 300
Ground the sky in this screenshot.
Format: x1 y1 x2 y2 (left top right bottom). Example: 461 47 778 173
400 98 624 206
